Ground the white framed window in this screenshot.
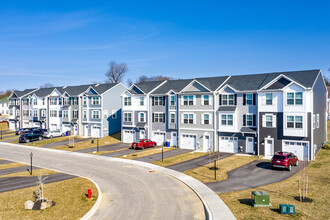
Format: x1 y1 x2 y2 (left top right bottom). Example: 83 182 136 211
83 96 87 105
262 114 276 128
63 110 68 118
246 114 253 126
183 95 194 105
287 92 303 105
221 114 233 126
73 110 78 119
33 99 37 105
124 97 131 106
42 98 45 105
170 95 176 106
23 110 29 116
41 109 46 117
317 114 319 128
139 112 145 122
246 94 253 105
16 109 20 116
170 113 175 123
50 110 57 117
265 93 273 105
287 115 303 128
9 99 15 105
183 113 194 124
124 112 132 122
92 97 100 105
64 97 69 105
202 95 210 105
112 110 117 119
203 114 210 124
73 97 78 105
222 94 234 105
313 114 316 129
154 113 164 123
92 110 100 119
154 96 164 106
9 109 13 116
140 97 145 106
33 110 38 117
23 99 29 105
83 110 87 119
50 98 57 105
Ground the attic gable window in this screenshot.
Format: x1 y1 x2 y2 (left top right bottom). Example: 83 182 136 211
64 97 70 105
222 94 234 105
266 93 273 105
154 96 164 106
170 95 175 106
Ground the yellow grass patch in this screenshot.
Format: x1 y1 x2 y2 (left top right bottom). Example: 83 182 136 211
118 147 174 160
0 162 27 170
184 155 258 183
27 136 70 147
0 122 8 130
152 152 207 167
88 147 129 155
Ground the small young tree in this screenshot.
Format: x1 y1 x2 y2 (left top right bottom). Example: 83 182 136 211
105 61 128 83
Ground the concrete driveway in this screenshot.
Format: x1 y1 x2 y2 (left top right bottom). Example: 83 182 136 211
75 142 129 153
0 143 207 220
206 159 308 193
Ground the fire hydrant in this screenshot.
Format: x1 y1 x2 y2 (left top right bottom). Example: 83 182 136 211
87 189 92 198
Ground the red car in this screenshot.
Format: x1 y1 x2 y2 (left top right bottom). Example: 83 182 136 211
132 139 157 150
271 152 299 171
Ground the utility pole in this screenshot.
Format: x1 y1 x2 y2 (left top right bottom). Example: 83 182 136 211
30 152 33 175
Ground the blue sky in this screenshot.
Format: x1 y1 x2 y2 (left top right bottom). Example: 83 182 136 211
1 0 330 91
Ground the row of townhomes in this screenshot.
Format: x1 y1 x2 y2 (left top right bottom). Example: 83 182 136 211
8 83 126 138
121 70 327 161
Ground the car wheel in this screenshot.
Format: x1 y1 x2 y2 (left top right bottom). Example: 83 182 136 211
287 164 292 171
142 145 145 150
26 139 30 143
39 136 43 141
61 133 64 136
295 160 299 166
153 144 156 147
50 135 53 139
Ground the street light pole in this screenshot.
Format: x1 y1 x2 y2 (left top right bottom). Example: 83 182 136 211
97 138 99 153
162 146 164 162
30 152 33 175
1 128 2 140
214 155 217 180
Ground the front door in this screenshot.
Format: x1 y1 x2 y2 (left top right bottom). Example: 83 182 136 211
265 139 274 157
140 130 145 139
246 137 254 153
203 135 210 151
84 125 88 136
171 132 177 147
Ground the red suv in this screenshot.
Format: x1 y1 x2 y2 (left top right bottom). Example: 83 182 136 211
271 152 299 171
132 139 157 150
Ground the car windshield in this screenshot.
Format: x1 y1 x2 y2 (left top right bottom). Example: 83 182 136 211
135 139 143 143
273 155 286 159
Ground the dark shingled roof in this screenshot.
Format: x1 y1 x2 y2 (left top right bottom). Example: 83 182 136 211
62 84 93 96
218 106 237 111
92 83 118 94
130 81 165 94
14 88 38 98
240 127 257 133
32 87 62 97
151 79 193 94
195 76 229 91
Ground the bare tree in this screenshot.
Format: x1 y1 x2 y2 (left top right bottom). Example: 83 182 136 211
40 83 54 88
105 61 128 83
126 79 133 87
135 75 172 84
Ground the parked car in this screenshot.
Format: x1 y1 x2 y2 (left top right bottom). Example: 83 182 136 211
19 128 32 135
271 152 299 171
43 130 65 138
19 131 44 143
131 139 157 150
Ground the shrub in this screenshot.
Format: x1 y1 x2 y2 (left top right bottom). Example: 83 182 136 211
322 143 330 150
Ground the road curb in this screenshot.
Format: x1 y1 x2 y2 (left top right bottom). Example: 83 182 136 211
0 142 236 220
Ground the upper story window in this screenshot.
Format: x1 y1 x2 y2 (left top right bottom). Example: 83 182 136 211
9 109 13 116
73 110 79 119
266 93 273 105
140 97 145 106
33 110 38 117
42 98 45 105
23 110 29 116
16 109 20 116
33 99 37 105
243 114 256 127
203 95 210 105
41 109 45 117
92 110 100 119
221 114 233 126
183 96 193 105
139 112 145 122
170 113 175 123
203 114 210 124
23 99 29 105
9 99 15 105
222 94 234 105
287 92 303 105
50 110 57 117
83 110 87 119
153 113 164 123
124 97 131 106
64 97 70 105
124 113 132 122
154 97 164 106
50 98 57 105
287 115 303 128
246 94 253 105
183 113 194 124
83 96 87 105
92 97 100 105
73 97 78 105
262 114 276 128
63 110 68 118
170 95 176 106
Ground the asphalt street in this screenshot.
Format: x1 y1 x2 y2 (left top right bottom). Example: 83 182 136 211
0 143 205 220
206 159 309 193
0 165 41 176
167 152 232 172
1 137 18 142
75 142 129 153
0 159 15 165
134 149 192 163
0 173 76 193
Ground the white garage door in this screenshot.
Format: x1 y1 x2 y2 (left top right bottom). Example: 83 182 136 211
283 141 308 160
181 134 197 150
91 126 101 138
152 132 166 146
9 121 16 130
219 136 238 153
123 130 135 143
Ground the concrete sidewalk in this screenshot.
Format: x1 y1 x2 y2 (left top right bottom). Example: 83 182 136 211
75 142 129 153
134 149 192 163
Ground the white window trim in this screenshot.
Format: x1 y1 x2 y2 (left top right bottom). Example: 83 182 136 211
262 114 276 128
286 92 303 106
316 114 319 128
139 97 145 106
201 113 212 125
245 113 255 127
220 113 234 126
92 110 100 119
246 93 253 105
285 114 303 129
170 95 176 106
182 113 195 124
154 112 164 123
123 112 132 122
221 93 235 106
138 112 146 122
201 95 212 106
170 112 176 123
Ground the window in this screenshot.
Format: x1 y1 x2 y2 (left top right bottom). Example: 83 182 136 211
59 110 62 117
246 114 253 126
58 98 62 105
124 113 132 122
265 115 273 127
83 110 87 119
266 93 273 105
203 95 210 105
64 97 69 105
183 114 194 124
183 96 194 105
33 99 37 105
16 109 19 116
154 113 164 123
139 113 145 122
154 97 164 106
73 110 78 119
63 110 68 118
9 109 13 116
40 110 45 118
170 96 175 106
23 110 29 116
287 92 303 105
73 97 78 105
221 114 233 125
9 99 15 105
23 99 29 105
222 94 234 105
50 98 57 105
124 97 131 106
140 97 145 106
92 110 99 119
33 110 38 117
170 113 175 123
92 97 100 105
42 98 45 105
203 114 210 124
287 115 303 128
317 114 319 128
50 110 57 117
313 114 316 129
83 96 87 105
112 110 117 119
246 94 253 105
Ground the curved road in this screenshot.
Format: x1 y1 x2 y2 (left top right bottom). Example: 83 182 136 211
0 143 205 220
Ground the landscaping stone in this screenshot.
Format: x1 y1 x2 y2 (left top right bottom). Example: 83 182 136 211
24 200 34 210
40 198 54 209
